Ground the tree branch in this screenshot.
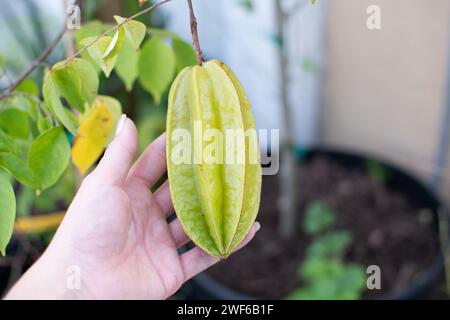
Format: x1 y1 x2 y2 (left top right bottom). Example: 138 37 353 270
275 0 297 238
0 26 67 101
187 0 204 66
65 0 173 64
0 0 173 101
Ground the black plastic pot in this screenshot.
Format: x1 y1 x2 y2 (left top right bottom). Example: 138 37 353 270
181 148 445 300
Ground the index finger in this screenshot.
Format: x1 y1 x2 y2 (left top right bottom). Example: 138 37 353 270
127 133 167 188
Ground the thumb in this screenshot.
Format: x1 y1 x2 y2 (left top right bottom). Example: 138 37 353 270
88 115 139 186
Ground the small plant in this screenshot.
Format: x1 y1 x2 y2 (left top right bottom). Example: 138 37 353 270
366 159 390 184
288 201 366 300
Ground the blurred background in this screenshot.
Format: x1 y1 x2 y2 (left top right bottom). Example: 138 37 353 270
0 0 450 300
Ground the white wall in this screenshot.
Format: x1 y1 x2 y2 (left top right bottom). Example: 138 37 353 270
322 0 450 195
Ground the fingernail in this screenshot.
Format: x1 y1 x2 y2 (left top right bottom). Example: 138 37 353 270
254 221 261 232
115 114 127 137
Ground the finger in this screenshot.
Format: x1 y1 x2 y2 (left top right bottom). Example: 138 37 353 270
128 133 167 188
169 219 189 248
154 180 174 217
88 115 138 186
233 222 260 251
180 247 219 282
181 222 260 281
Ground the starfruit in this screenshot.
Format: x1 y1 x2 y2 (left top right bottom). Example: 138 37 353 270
167 60 262 258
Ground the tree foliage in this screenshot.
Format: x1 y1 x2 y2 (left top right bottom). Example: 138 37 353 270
0 6 197 255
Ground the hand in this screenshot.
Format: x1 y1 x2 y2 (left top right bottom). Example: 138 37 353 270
5 116 259 300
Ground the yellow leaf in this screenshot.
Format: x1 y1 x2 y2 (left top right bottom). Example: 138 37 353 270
72 96 122 174
14 211 65 234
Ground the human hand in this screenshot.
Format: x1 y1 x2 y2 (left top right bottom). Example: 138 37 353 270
5 115 259 300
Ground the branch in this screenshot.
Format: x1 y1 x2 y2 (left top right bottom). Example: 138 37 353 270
65 0 173 64
0 26 67 101
187 0 204 66
0 0 174 102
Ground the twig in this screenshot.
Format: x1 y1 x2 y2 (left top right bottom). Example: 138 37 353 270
0 0 173 101
187 0 204 66
0 26 67 101
275 0 297 238
65 0 173 64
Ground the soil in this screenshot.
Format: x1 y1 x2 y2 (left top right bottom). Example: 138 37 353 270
206 154 440 299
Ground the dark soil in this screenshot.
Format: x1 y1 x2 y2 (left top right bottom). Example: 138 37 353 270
206 155 440 299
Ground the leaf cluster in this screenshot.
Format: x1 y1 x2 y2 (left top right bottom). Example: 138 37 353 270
288 201 366 300
0 13 196 255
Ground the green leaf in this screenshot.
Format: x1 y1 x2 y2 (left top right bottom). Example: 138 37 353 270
12 96 37 120
294 259 365 300
37 114 53 133
138 37 176 104
15 79 39 97
0 108 30 139
34 166 76 213
115 39 140 91
0 125 27 156
102 27 125 60
172 38 197 71
0 153 35 187
137 111 166 153
147 28 180 39
73 21 109 74
16 186 35 217
114 16 146 50
366 159 390 183
74 20 109 48
306 231 353 259
304 201 336 235
0 174 15 256
299 258 343 282
339 264 366 293
29 127 71 190
287 288 313 300
52 58 99 111
0 128 15 152
81 36 118 78
43 69 77 135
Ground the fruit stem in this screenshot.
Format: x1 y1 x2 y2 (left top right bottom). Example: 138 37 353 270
187 0 204 66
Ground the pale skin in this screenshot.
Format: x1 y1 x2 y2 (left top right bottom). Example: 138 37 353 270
4 116 259 300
